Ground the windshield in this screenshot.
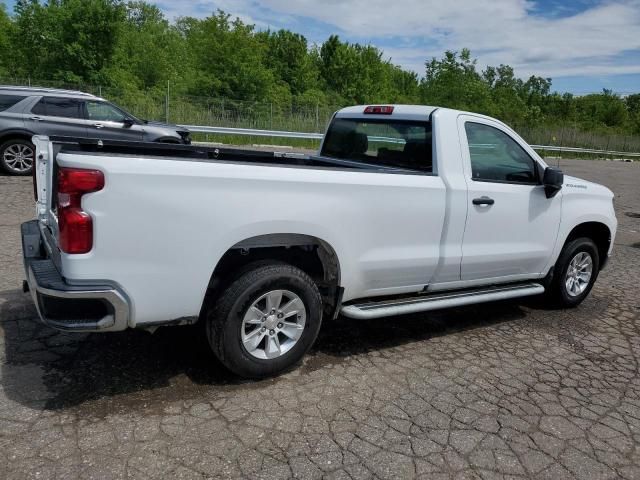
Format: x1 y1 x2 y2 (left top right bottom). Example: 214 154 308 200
321 118 432 173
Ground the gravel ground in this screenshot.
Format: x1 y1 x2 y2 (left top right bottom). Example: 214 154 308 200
0 158 639 479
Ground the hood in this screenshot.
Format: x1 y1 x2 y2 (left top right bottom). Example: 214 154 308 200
562 175 614 199
143 119 185 130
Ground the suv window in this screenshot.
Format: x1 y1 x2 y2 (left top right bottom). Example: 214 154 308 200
321 118 432 173
31 97 83 119
465 122 537 184
86 101 127 122
0 94 27 111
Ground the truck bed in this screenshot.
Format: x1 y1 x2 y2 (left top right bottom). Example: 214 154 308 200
47 136 404 173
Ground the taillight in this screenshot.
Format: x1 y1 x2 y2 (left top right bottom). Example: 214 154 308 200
364 105 394 114
57 167 104 254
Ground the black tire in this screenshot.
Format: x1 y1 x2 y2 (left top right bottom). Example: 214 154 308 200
547 237 600 308
0 138 35 175
205 262 323 378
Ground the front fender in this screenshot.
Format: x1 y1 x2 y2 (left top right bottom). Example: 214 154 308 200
545 185 617 272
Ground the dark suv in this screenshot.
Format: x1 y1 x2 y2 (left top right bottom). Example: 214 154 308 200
0 86 191 175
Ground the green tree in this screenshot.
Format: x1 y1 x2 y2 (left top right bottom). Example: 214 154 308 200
259 29 320 97
0 3 15 76
575 90 628 129
420 49 494 113
12 0 126 83
178 11 276 101
107 2 187 92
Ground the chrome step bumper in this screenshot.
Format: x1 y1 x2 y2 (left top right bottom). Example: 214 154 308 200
21 220 130 332
340 282 545 320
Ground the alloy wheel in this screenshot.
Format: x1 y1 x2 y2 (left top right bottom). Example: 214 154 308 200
3 143 34 173
241 289 307 360
565 251 593 297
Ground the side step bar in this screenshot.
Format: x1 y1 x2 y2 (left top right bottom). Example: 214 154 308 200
340 282 545 320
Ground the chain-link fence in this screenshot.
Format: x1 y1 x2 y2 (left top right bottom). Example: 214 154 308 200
1 76 639 153
516 124 640 155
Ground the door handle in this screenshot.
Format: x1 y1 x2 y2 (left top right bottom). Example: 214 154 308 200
93 123 104 129
29 116 41 121
472 196 495 206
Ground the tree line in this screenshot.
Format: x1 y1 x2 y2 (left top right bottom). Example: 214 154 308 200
0 0 639 137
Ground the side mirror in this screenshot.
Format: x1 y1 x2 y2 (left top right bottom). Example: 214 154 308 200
543 167 564 198
123 118 134 128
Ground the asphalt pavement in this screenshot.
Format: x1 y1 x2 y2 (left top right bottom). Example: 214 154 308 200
0 158 639 479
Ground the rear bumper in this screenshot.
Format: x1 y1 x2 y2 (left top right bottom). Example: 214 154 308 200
21 220 130 332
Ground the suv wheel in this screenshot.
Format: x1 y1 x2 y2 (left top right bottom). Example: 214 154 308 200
205 262 323 378
0 139 35 175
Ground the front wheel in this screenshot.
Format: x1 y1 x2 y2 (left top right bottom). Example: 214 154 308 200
0 139 35 175
205 263 323 378
547 237 600 307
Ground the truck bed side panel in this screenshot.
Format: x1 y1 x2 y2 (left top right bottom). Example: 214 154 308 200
55 153 447 326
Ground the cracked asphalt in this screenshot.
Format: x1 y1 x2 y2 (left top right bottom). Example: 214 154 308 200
1 158 640 479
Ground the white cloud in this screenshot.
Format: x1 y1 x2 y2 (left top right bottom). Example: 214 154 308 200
150 0 640 79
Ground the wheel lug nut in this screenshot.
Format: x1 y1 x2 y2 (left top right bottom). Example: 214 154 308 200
261 327 266 332
271 309 275 314
277 323 283 328
269 329 275 335
277 313 283 318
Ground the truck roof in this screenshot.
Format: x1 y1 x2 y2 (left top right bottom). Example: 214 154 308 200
335 104 438 121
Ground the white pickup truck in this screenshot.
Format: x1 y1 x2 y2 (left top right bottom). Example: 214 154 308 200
22 105 617 377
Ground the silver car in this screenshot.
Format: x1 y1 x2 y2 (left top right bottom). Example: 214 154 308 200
0 86 191 175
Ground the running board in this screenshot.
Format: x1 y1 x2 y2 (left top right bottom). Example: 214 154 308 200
340 282 545 320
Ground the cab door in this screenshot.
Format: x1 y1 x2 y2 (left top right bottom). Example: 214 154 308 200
458 116 561 281
25 96 89 138
84 100 143 141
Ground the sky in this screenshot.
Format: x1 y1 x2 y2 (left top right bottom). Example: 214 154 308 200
6 0 640 94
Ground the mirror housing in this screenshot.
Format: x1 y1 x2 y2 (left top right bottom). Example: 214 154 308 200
543 167 564 198
123 118 134 128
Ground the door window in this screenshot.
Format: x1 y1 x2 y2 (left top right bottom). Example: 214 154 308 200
86 101 127 122
0 94 27 111
31 97 83 118
31 99 47 115
465 122 538 184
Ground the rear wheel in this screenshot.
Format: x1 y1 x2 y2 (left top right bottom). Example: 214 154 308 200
0 139 35 175
547 237 599 307
205 263 323 378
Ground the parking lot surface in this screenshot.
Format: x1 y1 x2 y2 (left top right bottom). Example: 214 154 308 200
1 158 639 479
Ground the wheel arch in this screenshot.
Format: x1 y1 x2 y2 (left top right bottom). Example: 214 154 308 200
0 129 36 145
563 221 612 270
201 233 342 321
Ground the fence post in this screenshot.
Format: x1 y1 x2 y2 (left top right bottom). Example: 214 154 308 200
270 103 273 131
315 103 319 132
165 80 170 123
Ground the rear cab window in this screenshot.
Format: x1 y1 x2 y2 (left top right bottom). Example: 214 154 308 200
321 118 433 173
0 94 28 112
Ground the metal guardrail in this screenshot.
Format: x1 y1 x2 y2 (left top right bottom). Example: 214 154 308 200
184 125 640 157
529 145 640 157
183 125 324 140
